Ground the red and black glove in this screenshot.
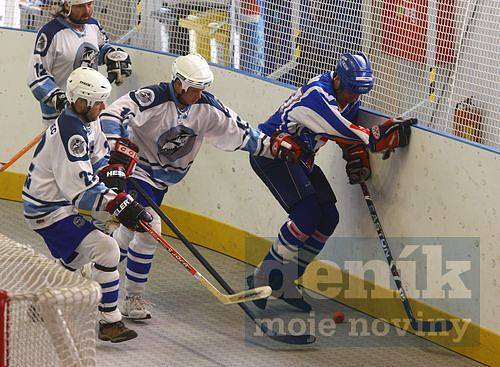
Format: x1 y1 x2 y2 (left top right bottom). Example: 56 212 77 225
270 131 305 164
98 164 127 192
339 143 371 185
106 192 152 232
109 138 139 176
368 118 417 153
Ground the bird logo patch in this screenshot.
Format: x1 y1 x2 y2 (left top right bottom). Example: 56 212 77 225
68 135 87 158
74 43 99 70
157 125 196 162
135 89 155 107
35 33 48 53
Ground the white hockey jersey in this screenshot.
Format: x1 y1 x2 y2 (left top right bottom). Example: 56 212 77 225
100 82 272 190
22 106 116 230
27 15 112 124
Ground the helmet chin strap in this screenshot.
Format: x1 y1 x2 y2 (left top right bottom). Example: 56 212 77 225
83 100 96 122
71 101 93 122
172 79 191 107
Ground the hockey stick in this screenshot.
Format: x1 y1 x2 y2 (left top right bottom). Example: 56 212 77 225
0 130 45 173
130 178 315 344
140 221 271 305
360 182 453 332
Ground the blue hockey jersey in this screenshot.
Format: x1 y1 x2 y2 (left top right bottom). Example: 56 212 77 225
259 72 371 154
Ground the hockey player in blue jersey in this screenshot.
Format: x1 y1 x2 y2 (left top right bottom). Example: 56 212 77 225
22 67 152 342
99 53 278 320
27 0 132 125
246 52 415 311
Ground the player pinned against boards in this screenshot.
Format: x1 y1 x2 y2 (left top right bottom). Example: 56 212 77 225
27 0 132 126
22 67 152 343
247 52 416 312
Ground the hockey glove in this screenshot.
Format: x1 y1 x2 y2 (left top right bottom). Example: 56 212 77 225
98 164 127 192
368 118 417 153
270 131 305 164
109 138 139 177
340 143 371 185
106 192 152 231
105 48 132 86
51 91 68 113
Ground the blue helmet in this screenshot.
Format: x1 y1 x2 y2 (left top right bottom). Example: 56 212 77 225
335 52 374 94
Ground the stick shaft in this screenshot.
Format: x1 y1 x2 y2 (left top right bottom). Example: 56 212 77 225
359 182 416 321
0 131 44 173
140 221 270 305
131 178 241 298
131 178 315 343
360 182 454 332
141 221 197 276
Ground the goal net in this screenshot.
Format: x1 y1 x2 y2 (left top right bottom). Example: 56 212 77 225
0 233 101 367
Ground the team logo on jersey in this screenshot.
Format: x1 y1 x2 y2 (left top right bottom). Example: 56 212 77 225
35 33 48 53
73 215 86 228
74 43 99 70
157 125 196 162
68 135 88 158
134 89 155 107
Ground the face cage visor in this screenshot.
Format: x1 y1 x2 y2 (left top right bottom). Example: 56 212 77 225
175 73 212 92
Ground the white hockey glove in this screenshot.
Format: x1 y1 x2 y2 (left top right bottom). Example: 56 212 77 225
50 91 68 113
105 48 132 86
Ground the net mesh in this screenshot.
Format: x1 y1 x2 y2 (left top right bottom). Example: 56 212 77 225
0 233 100 367
1 0 499 149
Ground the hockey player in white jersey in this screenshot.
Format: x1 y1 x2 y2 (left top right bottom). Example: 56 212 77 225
246 52 416 311
99 53 279 320
22 67 152 342
27 0 132 125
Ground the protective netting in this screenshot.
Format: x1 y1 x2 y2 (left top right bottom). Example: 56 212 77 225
1 0 499 149
0 233 101 367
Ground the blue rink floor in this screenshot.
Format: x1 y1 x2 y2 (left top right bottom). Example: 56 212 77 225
0 199 485 367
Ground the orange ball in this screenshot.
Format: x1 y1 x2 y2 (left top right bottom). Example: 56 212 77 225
333 311 345 323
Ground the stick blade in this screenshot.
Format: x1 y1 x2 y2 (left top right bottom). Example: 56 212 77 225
267 333 316 345
411 320 453 332
260 323 316 345
224 286 272 304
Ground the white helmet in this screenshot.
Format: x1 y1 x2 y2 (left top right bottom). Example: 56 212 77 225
66 67 111 107
60 0 93 17
171 53 214 91
64 0 93 5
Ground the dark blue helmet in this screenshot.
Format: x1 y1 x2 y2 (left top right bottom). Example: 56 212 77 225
335 52 374 94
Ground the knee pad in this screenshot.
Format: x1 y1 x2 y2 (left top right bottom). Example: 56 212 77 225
77 229 120 268
112 224 135 252
146 207 162 233
289 196 322 236
89 233 120 269
129 207 161 253
130 207 161 254
317 202 340 237
130 231 158 254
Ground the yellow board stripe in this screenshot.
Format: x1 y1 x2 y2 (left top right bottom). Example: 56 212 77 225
0 171 497 365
